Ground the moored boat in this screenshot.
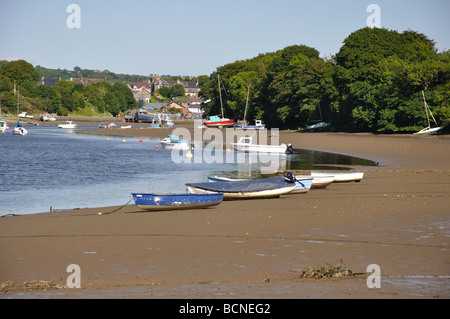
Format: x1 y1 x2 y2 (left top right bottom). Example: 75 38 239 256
230 136 293 154
160 134 193 150
204 115 235 128
58 121 77 129
12 126 27 136
311 171 364 183
131 193 223 211
0 119 8 133
235 120 265 130
186 176 296 200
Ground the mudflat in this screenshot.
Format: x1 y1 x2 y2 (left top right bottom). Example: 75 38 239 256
1 129 449 298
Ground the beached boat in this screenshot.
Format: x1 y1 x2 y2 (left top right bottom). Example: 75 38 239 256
136 108 155 123
204 73 234 128
131 193 223 211
120 125 132 129
311 171 364 183
290 177 313 194
414 90 442 135
204 116 235 128
235 120 265 130
209 174 330 190
58 121 77 129
186 176 296 200
40 113 56 122
311 176 334 189
160 134 193 150
230 136 294 154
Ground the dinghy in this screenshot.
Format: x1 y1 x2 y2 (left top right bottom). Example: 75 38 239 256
311 171 364 183
131 193 223 211
186 176 296 200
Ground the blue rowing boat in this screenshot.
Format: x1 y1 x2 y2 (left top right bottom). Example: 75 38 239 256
131 193 223 211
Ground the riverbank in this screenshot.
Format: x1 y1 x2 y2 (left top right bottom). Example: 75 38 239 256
1 130 449 298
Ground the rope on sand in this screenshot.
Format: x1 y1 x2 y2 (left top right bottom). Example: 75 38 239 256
101 199 133 215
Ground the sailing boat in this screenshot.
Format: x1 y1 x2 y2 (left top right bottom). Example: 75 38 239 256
306 101 330 131
12 86 28 136
204 73 234 129
235 83 265 130
414 90 443 135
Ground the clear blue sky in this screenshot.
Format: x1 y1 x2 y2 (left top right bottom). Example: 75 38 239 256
1 0 449 77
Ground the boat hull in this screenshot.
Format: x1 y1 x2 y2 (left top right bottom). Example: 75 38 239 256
12 127 27 136
186 177 296 200
131 193 223 211
204 119 235 128
230 143 288 153
235 124 265 130
311 171 364 183
414 126 443 135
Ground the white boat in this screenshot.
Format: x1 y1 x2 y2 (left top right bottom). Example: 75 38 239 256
311 176 334 188
160 134 193 150
120 125 132 129
414 90 442 135
210 174 333 189
0 119 8 133
230 136 293 154
235 120 266 130
311 171 364 183
58 121 77 129
13 126 27 136
186 176 296 200
40 113 56 121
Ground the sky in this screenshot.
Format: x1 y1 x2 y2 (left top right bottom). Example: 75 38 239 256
0 0 449 77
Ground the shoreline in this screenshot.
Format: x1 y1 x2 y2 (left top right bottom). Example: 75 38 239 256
1 127 449 298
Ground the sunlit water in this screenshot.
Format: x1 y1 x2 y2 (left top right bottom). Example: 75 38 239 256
0 125 375 215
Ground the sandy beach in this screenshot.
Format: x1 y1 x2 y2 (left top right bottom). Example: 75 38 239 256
1 124 449 299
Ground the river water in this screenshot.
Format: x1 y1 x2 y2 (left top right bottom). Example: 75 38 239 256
0 125 375 216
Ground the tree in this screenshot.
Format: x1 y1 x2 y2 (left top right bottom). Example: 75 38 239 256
168 84 185 99
0 60 40 86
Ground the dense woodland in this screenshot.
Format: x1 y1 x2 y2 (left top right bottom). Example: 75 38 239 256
200 27 450 133
1 27 449 132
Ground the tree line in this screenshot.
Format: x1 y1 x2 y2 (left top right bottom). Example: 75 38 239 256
0 60 137 116
199 27 449 133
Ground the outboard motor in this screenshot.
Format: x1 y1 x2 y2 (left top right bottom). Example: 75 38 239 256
286 143 294 154
284 172 296 183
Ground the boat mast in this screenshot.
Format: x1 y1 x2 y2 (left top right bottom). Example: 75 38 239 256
243 83 250 125
421 90 439 128
17 85 19 116
218 73 224 119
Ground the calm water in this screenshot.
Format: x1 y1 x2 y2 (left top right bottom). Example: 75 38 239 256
0 126 375 215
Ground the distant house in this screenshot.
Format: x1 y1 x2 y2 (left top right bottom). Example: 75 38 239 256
37 76 61 87
69 76 110 85
172 97 204 117
164 102 186 114
128 80 153 103
151 78 201 97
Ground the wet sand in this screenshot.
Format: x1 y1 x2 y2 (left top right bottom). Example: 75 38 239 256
1 125 449 299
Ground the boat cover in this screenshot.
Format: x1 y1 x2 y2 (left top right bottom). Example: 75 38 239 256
186 177 294 193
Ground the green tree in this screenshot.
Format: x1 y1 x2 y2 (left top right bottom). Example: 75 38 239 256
168 84 185 98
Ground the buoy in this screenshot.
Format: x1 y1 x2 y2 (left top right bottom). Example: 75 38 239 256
106 138 110 141
139 139 143 143
155 145 159 149
226 148 231 154
186 151 193 158
122 139 126 143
